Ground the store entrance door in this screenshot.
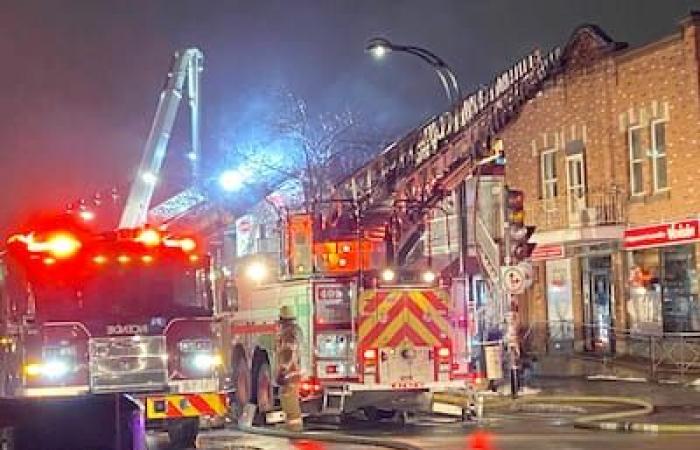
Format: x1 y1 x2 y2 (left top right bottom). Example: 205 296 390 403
588 267 614 353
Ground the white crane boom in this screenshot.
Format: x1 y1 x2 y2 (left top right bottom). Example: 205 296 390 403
119 48 204 229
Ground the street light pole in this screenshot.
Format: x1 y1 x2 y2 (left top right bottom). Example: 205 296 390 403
366 37 461 104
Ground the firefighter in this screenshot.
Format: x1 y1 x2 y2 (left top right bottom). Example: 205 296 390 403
276 305 303 432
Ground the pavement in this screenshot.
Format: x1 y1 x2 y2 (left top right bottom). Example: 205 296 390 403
189 354 700 450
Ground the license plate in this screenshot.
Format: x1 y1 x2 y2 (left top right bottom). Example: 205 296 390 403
391 381 424 389
175 378 217 393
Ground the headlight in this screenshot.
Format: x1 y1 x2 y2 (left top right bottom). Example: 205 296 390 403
24 359 72 378
192 353 223 371
178 339 221 372
42 360 71 378
25 344 77 379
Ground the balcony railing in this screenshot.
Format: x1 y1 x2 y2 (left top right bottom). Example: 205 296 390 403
525 190 625 232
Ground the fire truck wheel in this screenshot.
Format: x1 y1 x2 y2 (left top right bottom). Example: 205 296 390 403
232 359 251 412
253 360 274 413
167 417 199 449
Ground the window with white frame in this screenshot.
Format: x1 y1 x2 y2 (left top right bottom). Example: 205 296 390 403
628 126 644 196
650 120 668 192
540 149 557 200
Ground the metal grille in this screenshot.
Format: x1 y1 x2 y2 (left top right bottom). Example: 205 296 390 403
89 336 167 393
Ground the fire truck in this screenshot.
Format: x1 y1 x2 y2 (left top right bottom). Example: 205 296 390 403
0 46 222 448
227 47 562 419
1 220 228 447
227 213 473 421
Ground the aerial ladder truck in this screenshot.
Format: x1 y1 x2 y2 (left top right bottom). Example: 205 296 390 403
228 48 561 423
0 48 238 449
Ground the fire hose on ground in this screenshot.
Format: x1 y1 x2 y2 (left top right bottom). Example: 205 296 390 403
431 391 700 434
234 423 423 450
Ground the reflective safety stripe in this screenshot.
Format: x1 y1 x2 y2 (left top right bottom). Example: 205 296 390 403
358 289 450 350
146 393 228 420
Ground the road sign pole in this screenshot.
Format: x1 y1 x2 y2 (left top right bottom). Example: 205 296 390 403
502 184 519 398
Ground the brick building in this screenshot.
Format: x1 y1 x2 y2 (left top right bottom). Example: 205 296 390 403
501 12 700 353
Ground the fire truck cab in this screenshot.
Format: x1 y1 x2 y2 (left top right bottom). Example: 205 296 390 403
1 221 228 448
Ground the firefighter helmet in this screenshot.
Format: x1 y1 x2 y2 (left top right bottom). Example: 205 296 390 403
279 305 296 320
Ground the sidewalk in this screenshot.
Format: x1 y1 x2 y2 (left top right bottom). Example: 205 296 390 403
522 354 700 424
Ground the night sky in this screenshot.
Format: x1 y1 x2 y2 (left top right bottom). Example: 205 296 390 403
1 0 698 235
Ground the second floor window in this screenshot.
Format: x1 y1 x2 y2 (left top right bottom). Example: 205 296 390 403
651 120 668 192
541 150 557 200
628 126 644 196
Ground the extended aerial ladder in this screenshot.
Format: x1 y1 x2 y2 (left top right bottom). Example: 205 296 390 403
119 48 204 229
328 47 562 274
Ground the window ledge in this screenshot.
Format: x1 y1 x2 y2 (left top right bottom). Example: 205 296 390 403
649 190 671 201
628 191 671 204
628 194 646 204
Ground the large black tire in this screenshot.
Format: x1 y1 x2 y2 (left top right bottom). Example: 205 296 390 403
167 417 199 449
231 358 251 418
252 360 274 414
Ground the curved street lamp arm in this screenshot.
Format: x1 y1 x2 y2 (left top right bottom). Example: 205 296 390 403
399 45 461 103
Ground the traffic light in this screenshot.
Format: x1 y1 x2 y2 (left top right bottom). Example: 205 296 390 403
493 138 506 165
506 188 536 262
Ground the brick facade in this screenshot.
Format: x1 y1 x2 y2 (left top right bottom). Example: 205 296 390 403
498 14 700 349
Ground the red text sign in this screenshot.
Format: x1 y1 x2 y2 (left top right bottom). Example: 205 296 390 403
530 244 564 261
623 219 700 250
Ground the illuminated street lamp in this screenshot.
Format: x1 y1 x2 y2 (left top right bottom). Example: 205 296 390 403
218 168 249 192
366 37 461 104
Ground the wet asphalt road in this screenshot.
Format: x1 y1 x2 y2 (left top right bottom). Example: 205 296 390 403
190 412 700 450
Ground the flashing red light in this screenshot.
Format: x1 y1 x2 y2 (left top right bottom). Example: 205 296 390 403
93 255 108 265
438 347 451 358
136 229 161 247
15 232 82 259
141 255 154 264
299 378 322 397
117 254 131 265
163 236 197 252
188 254 200 263
43 257 57 266
78 210 95 222
179 238 196 252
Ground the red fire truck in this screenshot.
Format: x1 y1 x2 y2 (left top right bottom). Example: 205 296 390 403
1 219 227 447
229 215 472 421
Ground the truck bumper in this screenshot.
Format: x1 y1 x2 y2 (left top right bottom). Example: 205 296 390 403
318 380 468 414
144 392 228 423
20 385 90 397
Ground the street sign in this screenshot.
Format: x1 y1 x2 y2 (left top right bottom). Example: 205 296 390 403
517 261 534 289
502 265 526 294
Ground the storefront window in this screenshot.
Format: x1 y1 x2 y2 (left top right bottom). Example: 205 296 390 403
627 245 700 333
627 249 662 333
661 245 699 332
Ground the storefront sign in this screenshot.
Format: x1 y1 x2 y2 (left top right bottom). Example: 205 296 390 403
531 244 565 261
623 219 700 250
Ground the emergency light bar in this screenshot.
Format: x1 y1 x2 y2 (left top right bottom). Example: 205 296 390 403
6 226 201 268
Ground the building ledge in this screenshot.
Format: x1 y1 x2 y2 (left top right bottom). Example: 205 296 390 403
532 224 625 246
